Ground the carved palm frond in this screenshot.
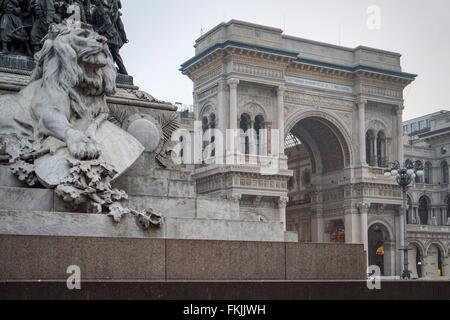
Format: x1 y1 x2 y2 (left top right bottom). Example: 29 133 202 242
157 112 180 145
108 105 133 127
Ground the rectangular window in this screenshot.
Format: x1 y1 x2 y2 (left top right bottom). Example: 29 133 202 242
418 121 426 130
426 120 431 128
411 123 418 133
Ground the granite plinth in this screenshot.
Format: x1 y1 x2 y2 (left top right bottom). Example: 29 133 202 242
0 234 366 281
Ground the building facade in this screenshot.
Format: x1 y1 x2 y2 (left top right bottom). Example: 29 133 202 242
403 111 450 279
181 20 449 279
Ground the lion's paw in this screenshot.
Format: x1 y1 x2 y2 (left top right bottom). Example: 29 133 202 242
66 130 101 160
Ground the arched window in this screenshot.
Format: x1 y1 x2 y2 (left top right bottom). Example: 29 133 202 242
418 196 430 225
377 131 387 167
424 162 432 184
366 130 376 166
442 161 449 184
407 195 412 225
254 115 265 155
302 169 311 185
405 159 414 167
415 161 423 184
240 114 251 155
209 114 216 157
202 116 209 133
447 197 450 225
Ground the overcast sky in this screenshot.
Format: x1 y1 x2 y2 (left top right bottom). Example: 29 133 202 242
121 0 450 121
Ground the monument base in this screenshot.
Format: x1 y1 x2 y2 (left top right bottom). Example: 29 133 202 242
0 210 297 243
0 234 366 281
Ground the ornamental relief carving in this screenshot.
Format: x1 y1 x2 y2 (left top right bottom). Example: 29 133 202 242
197 85 219 102
361 85 402 99
233 63 284 80
239 85 276 98
239 102 268 119
329 110 353 133
195 65 224 86
238 96 274 116
367 119 391 137
366 108 394 132
200 100 217 118
285 91 354 110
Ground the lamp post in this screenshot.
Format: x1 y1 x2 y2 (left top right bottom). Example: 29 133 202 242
384 160 424 280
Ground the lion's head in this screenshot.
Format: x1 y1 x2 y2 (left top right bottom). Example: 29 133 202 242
31 21 117 98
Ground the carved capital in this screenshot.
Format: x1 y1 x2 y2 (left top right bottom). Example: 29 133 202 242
356 98 368 106
227 78 240 89
278 196 289 207
227 193 242 202
356 202 371 214
277 86 286 96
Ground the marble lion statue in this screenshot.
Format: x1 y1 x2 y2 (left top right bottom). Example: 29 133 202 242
0 21 117 160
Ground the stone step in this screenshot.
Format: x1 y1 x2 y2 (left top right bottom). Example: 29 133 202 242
114 175 196 198
0 186 54 212
0 210 297 243
0 165 28 188
128 195 240 220
0 186 88 213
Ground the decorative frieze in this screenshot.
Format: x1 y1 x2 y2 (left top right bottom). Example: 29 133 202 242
196 171 288 195
197 85 219 101
361 85 402 99
285 91 354 109
195 65 223 86
286 76 353 94
233 63 284 80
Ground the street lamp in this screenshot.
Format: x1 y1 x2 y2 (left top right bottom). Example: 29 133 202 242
384 160 424 280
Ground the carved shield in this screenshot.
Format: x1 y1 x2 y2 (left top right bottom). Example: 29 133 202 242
35 121 145 188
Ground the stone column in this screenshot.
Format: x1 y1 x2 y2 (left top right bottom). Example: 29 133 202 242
217 80 227 160
193 92 199 121
357 203 370 265
278 196 289 232
397 106 404 163
266 122 272 156
228 79 239 130
277 86 286 156
358 100 367 166
227 79 239 161
249 120 255 155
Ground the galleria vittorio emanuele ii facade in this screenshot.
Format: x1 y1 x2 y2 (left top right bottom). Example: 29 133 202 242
180 20 450 280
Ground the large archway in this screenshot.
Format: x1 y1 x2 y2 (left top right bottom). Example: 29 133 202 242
285 115 353 243
408 243 424 279
285 116 352 175
368 223 393 276
418 196 430 225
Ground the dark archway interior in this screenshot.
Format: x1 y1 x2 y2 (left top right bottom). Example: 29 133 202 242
289 117 350 174
419 196 430 225
368 224 390 276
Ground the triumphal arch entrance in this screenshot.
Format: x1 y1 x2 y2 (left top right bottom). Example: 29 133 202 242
181 20 416 276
